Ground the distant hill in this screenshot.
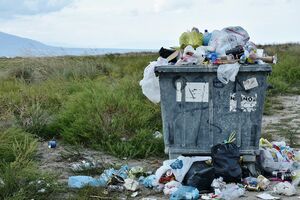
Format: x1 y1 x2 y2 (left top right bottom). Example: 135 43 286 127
0 31 147 57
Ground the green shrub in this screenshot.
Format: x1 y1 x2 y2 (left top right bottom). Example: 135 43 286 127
265 43 300 94
0 128 60 200
53 77 163 158
0 128 37 163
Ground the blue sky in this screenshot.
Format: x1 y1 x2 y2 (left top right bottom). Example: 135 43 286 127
0 0 299 49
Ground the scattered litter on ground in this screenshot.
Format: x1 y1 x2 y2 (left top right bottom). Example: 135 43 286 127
124 178 139 191
273 181 297 196
256 193 280 200
170 185 199 200
70 159 100 172
48 139 57 148
130 191 139 197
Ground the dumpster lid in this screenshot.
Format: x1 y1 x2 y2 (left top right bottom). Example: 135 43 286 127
155 64 272 74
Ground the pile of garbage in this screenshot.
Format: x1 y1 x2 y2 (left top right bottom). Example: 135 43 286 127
68 137 300 199
164 26 277 66
139 26 277 104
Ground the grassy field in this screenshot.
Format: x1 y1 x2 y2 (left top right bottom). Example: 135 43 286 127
0 44 299 199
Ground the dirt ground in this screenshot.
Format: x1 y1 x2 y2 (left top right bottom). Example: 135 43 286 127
36 95 300 199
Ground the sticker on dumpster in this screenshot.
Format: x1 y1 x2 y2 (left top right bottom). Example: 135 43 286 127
241 94 257 112
230 93 237 112
243 77 258 90
176 82 182 102
185 82 209 102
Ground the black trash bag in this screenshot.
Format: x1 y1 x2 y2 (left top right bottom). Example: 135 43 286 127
158 47 178 63
182 161 215 193
211 143 242 183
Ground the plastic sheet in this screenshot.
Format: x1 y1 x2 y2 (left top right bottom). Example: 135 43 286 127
208 26 249 56
155 156 211 184
259 148 293 173
273 181 296 196
182 161 215 193
220 184 245 200
211 143 242 183
169 186 199 200
139 57 168 103
163 180 182 195
68 176 102 188
217 63 240 84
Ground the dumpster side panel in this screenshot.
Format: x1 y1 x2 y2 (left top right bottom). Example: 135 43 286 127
159 73 210 154
156 65 270 158
212 72 268 155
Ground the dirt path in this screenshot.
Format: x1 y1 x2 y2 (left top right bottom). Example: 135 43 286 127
262 95 300 143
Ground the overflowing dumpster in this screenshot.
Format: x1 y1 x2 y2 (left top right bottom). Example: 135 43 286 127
155 64 271 167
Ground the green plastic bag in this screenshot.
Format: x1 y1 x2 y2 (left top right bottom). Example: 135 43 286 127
179 30 203 49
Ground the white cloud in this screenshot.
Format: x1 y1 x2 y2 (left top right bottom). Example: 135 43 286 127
0 0 73 18
0 0 299 48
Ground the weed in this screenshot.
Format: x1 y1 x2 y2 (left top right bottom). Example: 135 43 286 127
0 128 61 200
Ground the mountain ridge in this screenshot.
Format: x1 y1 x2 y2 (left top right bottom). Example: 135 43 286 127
0 31 145 57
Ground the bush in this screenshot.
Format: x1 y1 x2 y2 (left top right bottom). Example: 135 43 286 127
265 43 300 94
0 128 60 200
53 77 163 158
0 128 37 163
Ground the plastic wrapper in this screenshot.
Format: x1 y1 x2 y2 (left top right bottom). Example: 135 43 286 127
208 26 249 56
182 161 215 193
179 30 203 49
141 174 157 188
124 178 139 191
176 45 206 65
217 63 240 84
220 184 245 200
68 176 102 188
139 57 168 103
170 186 199 200
211 142 242 183
273 181 296 196
259 148 293 173
257 175 270 190
155 156 211 184
163 180 182 195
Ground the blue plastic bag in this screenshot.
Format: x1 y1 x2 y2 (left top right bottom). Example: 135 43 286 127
142 175 156 188
68 176 102 188
170 186 199 200
68 165 129 188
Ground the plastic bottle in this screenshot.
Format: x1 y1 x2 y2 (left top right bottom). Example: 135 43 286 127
203 29 212 46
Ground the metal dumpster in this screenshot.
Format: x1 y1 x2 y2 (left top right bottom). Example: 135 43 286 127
155 64 272 167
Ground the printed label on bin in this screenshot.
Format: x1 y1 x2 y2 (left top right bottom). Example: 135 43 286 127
241 94 257 112
184 82 209 102
230 93 237 112
176 82 182 102
243 77 258 90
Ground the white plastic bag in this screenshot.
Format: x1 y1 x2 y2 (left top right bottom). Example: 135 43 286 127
273 182 296 196
155 156 211 184
217 63 240 84
220 184 245 200
208 26 249 56
139 57 168 103
163 181 182 195
259 148 293 173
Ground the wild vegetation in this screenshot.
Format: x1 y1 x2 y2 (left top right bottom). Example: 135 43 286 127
0 44 299 199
